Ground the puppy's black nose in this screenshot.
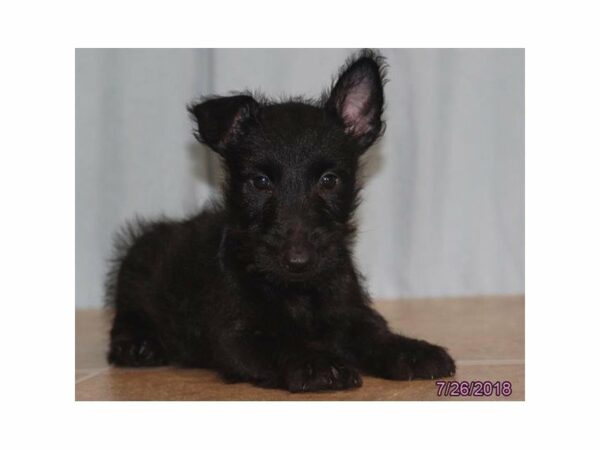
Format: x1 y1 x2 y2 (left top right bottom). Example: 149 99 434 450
285 247 311 272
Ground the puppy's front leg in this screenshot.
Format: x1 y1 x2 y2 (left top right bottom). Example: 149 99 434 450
211 329 281 387
349 308 456 380
213 330 362 392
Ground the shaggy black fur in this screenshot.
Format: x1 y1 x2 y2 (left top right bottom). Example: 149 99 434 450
106 50 455 392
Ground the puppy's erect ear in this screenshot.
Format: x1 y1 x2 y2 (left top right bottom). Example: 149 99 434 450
188 95 258 155
326 50 386 152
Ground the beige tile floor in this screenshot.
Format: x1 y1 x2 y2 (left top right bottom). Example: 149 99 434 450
76 296 524 400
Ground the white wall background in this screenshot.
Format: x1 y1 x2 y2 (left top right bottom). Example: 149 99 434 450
76 49 524 308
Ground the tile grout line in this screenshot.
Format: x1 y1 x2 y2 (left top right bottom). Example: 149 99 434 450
456 359 524 366
74 359 524 385
76 367 110 385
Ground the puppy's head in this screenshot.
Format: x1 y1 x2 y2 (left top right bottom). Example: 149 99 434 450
189 50 386 283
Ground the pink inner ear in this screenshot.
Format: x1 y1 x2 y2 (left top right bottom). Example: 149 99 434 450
223 109 245 145
341 85 374 137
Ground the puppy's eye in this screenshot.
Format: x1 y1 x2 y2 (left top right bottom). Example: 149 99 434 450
319 172 338 190
252 175 272 191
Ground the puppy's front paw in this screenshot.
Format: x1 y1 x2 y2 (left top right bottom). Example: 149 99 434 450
283 357 363 393
108 337 168 367
385 340 455 380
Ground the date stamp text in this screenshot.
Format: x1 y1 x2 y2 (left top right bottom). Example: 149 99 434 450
436 380 512 397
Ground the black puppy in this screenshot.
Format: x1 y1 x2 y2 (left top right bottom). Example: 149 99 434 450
106 50 455 392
